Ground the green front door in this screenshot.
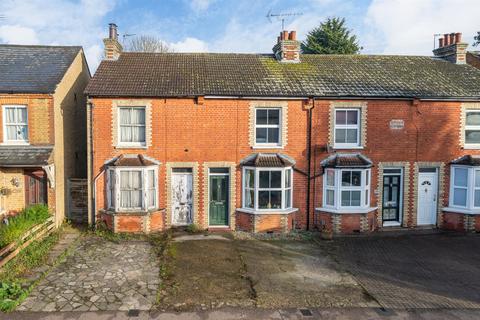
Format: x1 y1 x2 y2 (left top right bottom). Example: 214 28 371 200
209 175 229 226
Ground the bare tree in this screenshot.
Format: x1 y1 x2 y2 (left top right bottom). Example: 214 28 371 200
126 35 174 53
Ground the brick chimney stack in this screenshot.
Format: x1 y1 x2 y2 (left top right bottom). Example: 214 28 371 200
433 32 468 64
103 23 122 61
272 30 300 63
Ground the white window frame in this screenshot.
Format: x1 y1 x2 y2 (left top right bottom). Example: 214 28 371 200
254 108 282 147
333 108 361 149
107 165 158 212
2 105 29 145
242 166 293 211
323 168 371 210
449 165 480 210
464 110 480 148
117 106 146 147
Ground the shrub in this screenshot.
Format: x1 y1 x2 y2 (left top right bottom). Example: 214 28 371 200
0 205 50 248
0 282 26 311
185 223 202 234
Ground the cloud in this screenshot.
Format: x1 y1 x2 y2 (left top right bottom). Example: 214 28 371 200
171 37 209 52
0 25 38 44
189 0 216 12
0 0 116 71
364 0 479 55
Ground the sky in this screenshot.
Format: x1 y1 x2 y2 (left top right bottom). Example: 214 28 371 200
0 0 479 72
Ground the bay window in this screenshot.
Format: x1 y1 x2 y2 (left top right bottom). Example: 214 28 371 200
323 168 371 210
107 166 158 211
242 167 292 211
449 165 480 210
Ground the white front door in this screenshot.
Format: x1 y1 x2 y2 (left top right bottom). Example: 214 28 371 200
417 171 438 225
172 171 193 226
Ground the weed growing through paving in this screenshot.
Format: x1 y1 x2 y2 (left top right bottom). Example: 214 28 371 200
91 221 136 242
148 231 176 306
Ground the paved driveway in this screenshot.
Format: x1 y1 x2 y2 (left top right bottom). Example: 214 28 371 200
18 236 160 312
327 233 480 309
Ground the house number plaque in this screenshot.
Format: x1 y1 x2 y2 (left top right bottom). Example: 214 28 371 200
389 119 404 130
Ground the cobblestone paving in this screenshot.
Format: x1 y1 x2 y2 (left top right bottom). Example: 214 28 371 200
328 233 480 309
18 236 159 312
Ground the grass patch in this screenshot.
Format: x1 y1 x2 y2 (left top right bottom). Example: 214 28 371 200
185 224 203 234
91 221 136 242
0 205 50 248
148 231 175 306
0 228 64 312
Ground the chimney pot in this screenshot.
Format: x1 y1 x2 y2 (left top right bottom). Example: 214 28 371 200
438 38 444 48
455 32 462 44
282 31 289 41
449 33 455 45
288 31 297 40
108 23 118 40
444 34 450 46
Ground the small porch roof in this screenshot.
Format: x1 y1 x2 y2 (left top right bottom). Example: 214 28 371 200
450 155 480 166
321 153 373 168
240 153 296 167
105 154 160 167
0 146 53 167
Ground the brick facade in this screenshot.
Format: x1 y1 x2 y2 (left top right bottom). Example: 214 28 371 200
88 96 480 234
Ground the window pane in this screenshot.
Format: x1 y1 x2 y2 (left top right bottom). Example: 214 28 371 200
285 189 291 208
131 171 142 189
270 171 281 188
245 189 254 208
465 130 480 144
475 191 480 207
131 108 145 125
351 191 361 206
453 188 467 207
341 191 350 206
365 189 369 206
132 190 142 208
454 168 468 187
342 171 351 186
259 171 270 188
476 170 480 188
346 129 358 144
346 110 358 124
335 128 346 143
326 190 334 206
119 108 130 124
327 170 335 186
246 169 254 188
256 128 267 143
120 171 130 189
351 171 361 186
268 109 280 125
335 110 346 125
148 190 156 207
267 128 279 143
258 191 270 208
270 191 282 209
285 169 291 188
256 109 268 124
466 112 480 125
365 170 369 185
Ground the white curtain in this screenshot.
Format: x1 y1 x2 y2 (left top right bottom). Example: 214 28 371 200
120 108 146 143
120 171 142 209
147 170 156 208
5 107 27 141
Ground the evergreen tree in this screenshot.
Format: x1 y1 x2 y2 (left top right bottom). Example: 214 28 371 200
301 17 361 54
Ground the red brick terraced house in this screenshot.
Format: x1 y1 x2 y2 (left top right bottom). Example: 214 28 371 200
85 25 480 234
0 45 90 226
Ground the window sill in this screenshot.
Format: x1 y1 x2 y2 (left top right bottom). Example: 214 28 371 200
462 145 480 150
383 221 402 227
315 206 377 214
251 145 284 149
333 145 364 150
106 208 162 215
236 208 298 215
115 145 148 149
442 206 480 215
1 142 30 146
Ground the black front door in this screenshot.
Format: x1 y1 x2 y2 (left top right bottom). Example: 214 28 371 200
382 175 401 222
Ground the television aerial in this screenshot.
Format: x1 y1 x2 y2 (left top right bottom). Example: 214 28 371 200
266 9 303 30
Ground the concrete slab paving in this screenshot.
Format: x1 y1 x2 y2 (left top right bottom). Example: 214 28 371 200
17 236 160 312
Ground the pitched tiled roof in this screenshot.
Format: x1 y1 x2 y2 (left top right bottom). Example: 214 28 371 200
240 153 296 167
321 153 373 168
85 52 480 99
0 45 82 94
0 146 53 167
451 155 480 166
106 154 160 167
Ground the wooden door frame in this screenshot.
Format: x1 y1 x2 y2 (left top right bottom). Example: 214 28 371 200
24 169 48 206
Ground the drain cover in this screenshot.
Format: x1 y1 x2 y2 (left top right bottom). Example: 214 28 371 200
127 309 140 317
299 309 313 317
374 308 396 316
